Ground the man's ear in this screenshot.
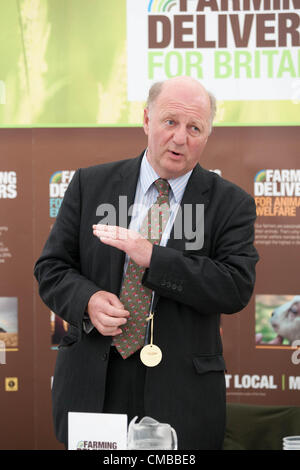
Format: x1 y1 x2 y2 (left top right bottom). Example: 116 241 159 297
143 107 149 135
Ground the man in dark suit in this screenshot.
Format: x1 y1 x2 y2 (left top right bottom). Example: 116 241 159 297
34 76 259 450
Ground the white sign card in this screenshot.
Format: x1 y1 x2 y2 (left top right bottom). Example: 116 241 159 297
68 412 128 450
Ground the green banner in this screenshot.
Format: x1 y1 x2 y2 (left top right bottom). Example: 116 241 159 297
0 0 299 127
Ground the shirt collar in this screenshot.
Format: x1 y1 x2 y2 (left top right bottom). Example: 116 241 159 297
140 150 193 203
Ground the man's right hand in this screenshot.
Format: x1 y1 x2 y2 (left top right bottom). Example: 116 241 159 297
87 291 129 336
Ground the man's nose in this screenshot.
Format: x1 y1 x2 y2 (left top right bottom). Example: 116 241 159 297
173 125 187 145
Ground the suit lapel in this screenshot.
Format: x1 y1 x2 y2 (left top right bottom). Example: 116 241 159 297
167 164 211 252
109 154 143 295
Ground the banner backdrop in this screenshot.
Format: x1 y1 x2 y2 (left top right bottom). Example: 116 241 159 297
0 0 299 450
0 0 299 127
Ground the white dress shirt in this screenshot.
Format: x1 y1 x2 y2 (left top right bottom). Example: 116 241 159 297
128 150 192 246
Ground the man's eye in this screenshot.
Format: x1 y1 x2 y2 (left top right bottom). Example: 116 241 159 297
191 126 200 133
166 119 174 126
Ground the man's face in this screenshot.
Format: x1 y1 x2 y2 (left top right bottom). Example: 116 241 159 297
143 79 211 179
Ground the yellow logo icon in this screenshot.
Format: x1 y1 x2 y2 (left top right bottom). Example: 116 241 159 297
5 377 18 392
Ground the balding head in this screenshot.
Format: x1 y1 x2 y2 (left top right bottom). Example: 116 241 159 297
146 77 216 134
143 75 213 179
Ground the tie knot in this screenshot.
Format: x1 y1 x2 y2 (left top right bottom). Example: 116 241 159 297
154 178 170 197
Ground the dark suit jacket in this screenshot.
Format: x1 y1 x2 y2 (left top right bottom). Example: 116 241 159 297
34 153 259 450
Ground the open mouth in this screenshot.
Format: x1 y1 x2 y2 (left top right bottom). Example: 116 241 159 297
169 150 182 158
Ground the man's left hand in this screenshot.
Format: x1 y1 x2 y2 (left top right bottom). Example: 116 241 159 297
93 224 153 268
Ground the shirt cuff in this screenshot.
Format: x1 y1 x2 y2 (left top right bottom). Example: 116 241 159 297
83 314 94 334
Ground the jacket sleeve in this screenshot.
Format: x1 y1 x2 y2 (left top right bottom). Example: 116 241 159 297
142 194 259 315
34 169 101 330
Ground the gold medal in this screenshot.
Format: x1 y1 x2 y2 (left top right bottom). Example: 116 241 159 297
140 344 162 367
140 309 162 367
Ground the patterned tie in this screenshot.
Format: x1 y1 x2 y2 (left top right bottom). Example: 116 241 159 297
113 178 170 359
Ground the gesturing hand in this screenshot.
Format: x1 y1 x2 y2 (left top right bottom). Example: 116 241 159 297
87 290 130 336
93 224 153 268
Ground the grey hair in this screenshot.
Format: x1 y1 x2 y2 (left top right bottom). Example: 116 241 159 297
146 80 217 134
146 81 164 109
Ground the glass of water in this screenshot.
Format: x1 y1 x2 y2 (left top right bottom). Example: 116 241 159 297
283 436 300 450
127 416 178 450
